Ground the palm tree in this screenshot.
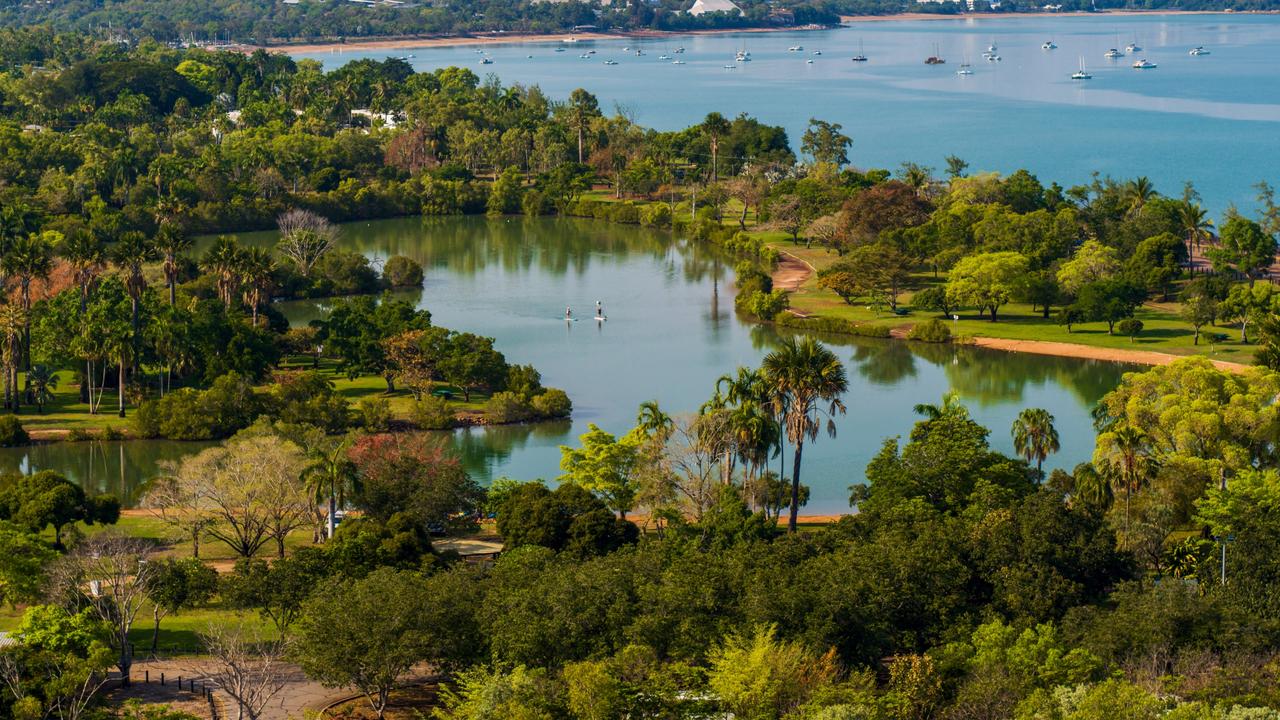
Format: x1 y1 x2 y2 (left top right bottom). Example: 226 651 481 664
1177 200 1213 265
762 337 848 533
302 438 360 541
1 233 53 374
900 162 934 197
636 400 674 441
239 247 275 327
1097 426 1155 545
201 236 245 308
154 222 192 305
27 364 57 413
912 390 969 421
700 112 731 182
60 230 106 314
110 231 158 360
1011 408 1061 476
1070 462 1112 511
0 305 24 413
1124 176 1155 215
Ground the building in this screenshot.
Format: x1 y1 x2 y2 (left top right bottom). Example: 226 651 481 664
687 0 743 16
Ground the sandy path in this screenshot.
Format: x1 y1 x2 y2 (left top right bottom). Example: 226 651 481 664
772 252 815 292
971 337 1251 373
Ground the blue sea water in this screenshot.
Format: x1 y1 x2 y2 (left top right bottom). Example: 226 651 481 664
297 13 1280 219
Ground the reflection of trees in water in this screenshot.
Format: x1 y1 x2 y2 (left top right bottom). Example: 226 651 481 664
937 344 1132 409
851 340 918 385
443 419 573 484
0 440 213 507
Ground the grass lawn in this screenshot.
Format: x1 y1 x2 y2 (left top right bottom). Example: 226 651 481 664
761 237 1257 363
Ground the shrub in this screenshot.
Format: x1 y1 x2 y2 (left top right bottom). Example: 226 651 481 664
411 396 454 430
383 255 424 288
132 375 266 440
66 428 93 442
531 388 572 419
736 290 789 320
773 314 892 338
1117 318 1144 341
311 250 383 297
359 397 393 432
101 425 125 441
912 286 953 316
907 318 952 343
521 190 550 216
639 203 671 228
271 371 351 432
485 391 534 424
0 416 28 447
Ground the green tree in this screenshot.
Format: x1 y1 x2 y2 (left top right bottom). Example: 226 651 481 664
800 118 852 167
1012 408 1060 475
946 251 1030 321
1 232 54 371
0 521 55 606
701 112 731 182
1219 281 1276 343
762 337 848 532
1209 216 1276 284
0 471 119 548
566 88 600 165
817 243 913 311
558 424 645 520
154 223 192 306
293 568 434 719
1056 239 1119 296
708 625 839 720
144 558 217 656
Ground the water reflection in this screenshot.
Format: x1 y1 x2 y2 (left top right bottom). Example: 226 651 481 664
0 440 217 506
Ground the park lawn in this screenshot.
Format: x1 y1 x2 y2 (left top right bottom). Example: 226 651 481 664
0 601 279 655
2 369 133 433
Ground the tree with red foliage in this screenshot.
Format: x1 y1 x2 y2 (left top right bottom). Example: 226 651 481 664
348 433 483 531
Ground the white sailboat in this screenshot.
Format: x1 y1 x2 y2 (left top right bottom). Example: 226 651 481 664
1071 57 1092 80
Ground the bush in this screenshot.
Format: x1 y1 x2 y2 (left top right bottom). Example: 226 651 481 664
311 250 384 297
521 190 550 216
132 375 266 440
359 397 393 432
736 290 789 320
271 371 352 432
639 203 671 228
907 318 952 343
0 416 28 447
383 255 424 288
1117 318 1144 341
484 391 534 424
531 388 572 419
773 314 892 338
411 395 455 430
912 286 953 316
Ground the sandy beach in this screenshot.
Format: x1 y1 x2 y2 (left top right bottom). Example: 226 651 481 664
970 336 1252 373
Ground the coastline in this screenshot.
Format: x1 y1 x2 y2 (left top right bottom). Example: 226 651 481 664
252 9 1256 55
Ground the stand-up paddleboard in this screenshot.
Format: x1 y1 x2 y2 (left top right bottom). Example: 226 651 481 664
594 315 607 322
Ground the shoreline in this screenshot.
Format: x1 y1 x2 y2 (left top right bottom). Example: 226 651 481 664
252 9 1255 55
968 336 1252 373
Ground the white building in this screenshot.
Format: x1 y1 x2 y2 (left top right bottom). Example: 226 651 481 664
687 0 743 16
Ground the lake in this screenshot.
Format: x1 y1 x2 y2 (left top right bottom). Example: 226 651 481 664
296 13 1280 218
0 216 1134 514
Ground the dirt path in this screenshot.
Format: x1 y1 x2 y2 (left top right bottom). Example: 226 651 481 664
772 252 814 292
970 337 1252 373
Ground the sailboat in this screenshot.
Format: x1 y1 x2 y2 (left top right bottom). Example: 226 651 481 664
956 60 973 76
851 39 868 62
1042 40 1058 50
1071 57 1092 80
925 43 946 64
1125 37 1142 53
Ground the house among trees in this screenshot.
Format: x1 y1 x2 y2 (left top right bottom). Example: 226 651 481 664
687 0 743 16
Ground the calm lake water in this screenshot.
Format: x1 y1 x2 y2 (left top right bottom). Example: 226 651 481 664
297 13 1280 217
0 217 1133 513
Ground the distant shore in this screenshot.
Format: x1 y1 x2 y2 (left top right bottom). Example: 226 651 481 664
255 9 1257 56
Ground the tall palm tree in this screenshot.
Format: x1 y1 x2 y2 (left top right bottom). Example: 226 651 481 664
154 222 192 305
1 233 53 371
110 231 158 359
201 236 245 308
1177 200 1213 264
1011 408 1061 476
700 112 731 182
60 230 106 314
1070 462 1112 511
0 304 24 412
302 438 360 541
239 247 274 327
912 390 969 421
1097 426 1156 545
636 400 674 441
1124 176 1156 216
762 337 848 533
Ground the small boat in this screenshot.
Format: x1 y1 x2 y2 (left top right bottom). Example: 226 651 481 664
956 63 973 75
1071 57 1091 79
788 45 804 52
1104 48 1124 58
579 53 590 58
603 59 618 65
722 64 736 69
555 47 566 52
1190 46 1211 55
1042 40 1058 50
985 53 1001 62
480 58 493 64
658 54 670 60
635 49 644 56
674 47 685 53
1132 58 1157 69
526 54 533 59
925 44 945 64
813 50 822 56
587 49 596 55
851 39 868 62
562 37 579 43
806 59 814 64
672 60 686 65
1126 40 1142 53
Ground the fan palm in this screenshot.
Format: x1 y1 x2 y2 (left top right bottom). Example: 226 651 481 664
1 233 53 371
913 390 969 421
762 337 848 532
1011 408 1061 475
60 230 106 313
239 246 275 327
154 222 193 305
26 364 57 413
0 304 25 412
201 236 245 308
